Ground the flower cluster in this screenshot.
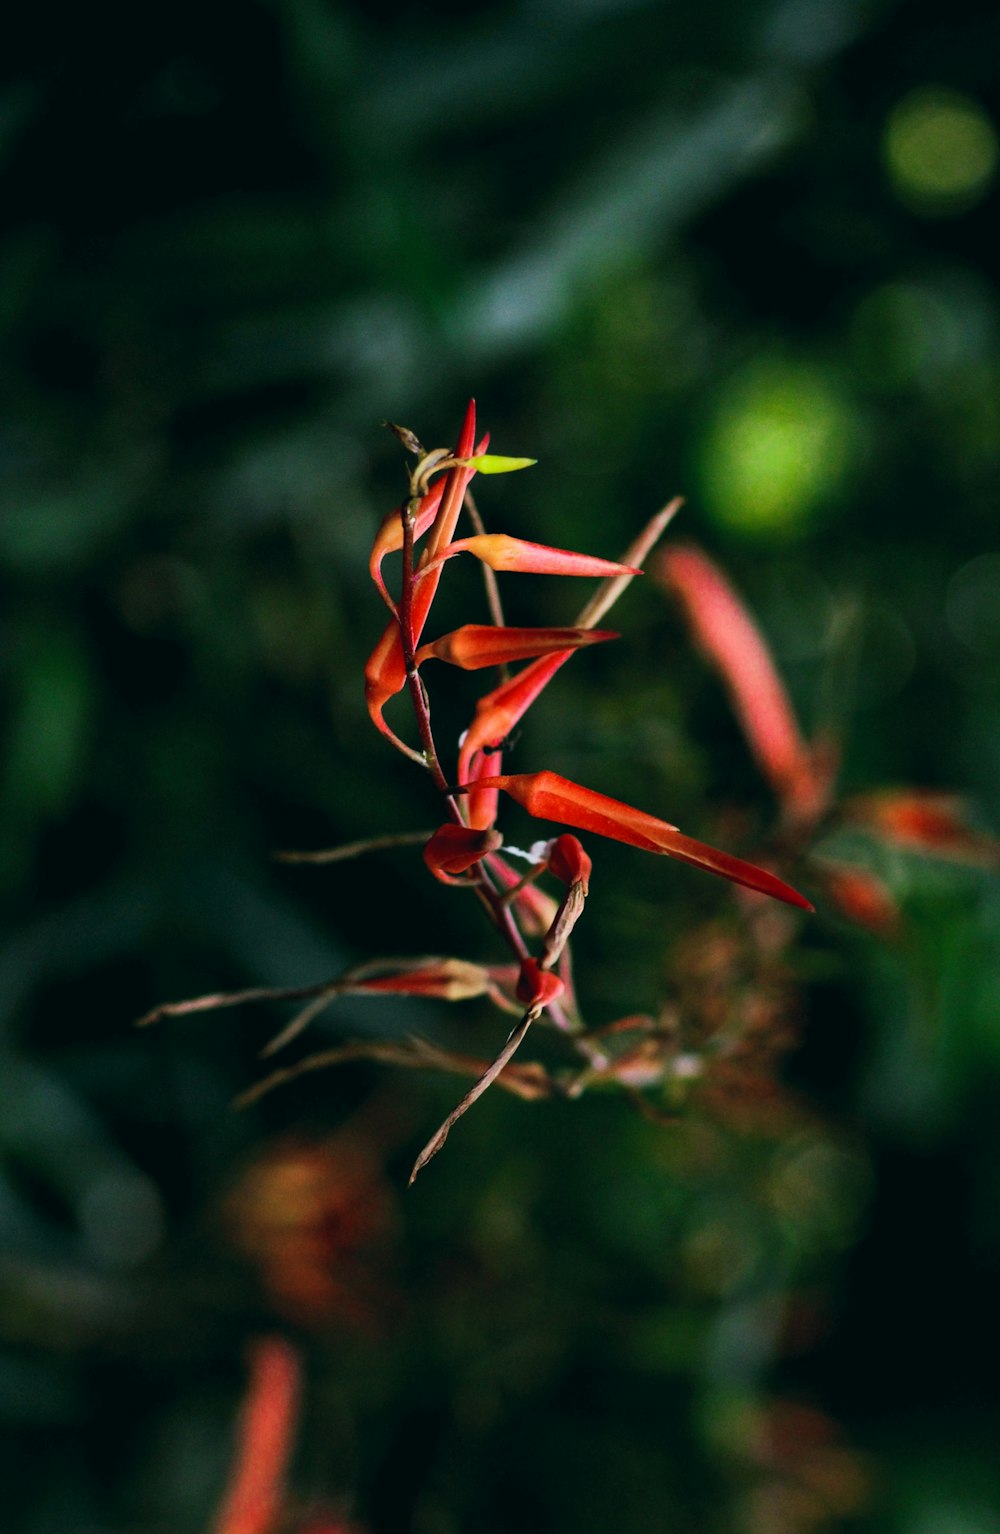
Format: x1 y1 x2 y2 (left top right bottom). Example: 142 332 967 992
142 402 996 1182
353 401 813 1177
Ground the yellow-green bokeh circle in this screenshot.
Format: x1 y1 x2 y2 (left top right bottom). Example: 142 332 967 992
698 361 855 540
884 88 998 215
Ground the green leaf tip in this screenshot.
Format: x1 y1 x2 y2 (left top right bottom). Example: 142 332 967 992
459 454 538 474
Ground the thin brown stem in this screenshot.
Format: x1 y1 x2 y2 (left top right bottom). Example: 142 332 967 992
464 489 509 679
409 1006 540 1183
575 497 683 629
274 830 434 864
398 492 460 809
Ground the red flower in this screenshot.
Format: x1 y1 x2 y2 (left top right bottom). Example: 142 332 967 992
420 532 641 580
416 623 615 671
422 824 504 883
657 544 831 825
211 1337 300 1534
471 770 813 910
516 957 565 1007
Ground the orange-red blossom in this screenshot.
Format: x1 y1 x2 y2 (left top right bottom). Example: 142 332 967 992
469 770 813 910
657 544 831 825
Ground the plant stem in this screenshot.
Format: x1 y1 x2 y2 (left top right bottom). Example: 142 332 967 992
398 494 459 808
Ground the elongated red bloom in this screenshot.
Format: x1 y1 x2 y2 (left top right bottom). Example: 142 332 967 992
422 533 641 580
369 477 445 610
364 406 489 741
211 1337 300 1534
472 770 813 910
416 623 616 671
425 400 480 561
457 649 575 790
423 823 504 883
364 617 410 746
351 959 496 1001
657 544 828 824
843 790 1000 867
462 745 503 831
816 861 900 937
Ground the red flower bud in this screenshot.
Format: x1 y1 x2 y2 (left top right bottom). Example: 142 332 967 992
515 957 565 1007
351 959 496 1000
547 834 591 893
423 823 504 883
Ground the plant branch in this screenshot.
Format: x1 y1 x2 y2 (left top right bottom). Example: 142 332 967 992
409 1005 541 1183
274 830 434 864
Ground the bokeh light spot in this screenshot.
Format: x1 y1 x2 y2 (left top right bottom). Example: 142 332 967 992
884 88 998 215
699 361 854 539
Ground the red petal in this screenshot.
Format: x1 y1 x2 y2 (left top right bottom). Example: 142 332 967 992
434 533 641 579
368 478 445 609
547 834 591 892
417 624 616 671
211 1338 300 1534
353 960 493 1001
363 619 407 740
844 790 1000 867
457 650 574 787
818 862 900 936
423 823 504 882
657 545 830 824
474 770 814 911
424 404 481 561
515 957 565 1007
463 746 503 831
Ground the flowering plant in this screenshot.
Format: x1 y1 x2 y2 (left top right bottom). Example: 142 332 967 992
142 402 995 1182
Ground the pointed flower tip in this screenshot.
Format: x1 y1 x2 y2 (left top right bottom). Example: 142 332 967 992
359 959 494 1001
418 623 617 671
456 399 477 458
547 834 591 892
443 533 641 580
472 769 813 911
456 454 537 474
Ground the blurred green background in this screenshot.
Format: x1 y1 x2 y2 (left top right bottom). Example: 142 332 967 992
3 1 1000 1530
